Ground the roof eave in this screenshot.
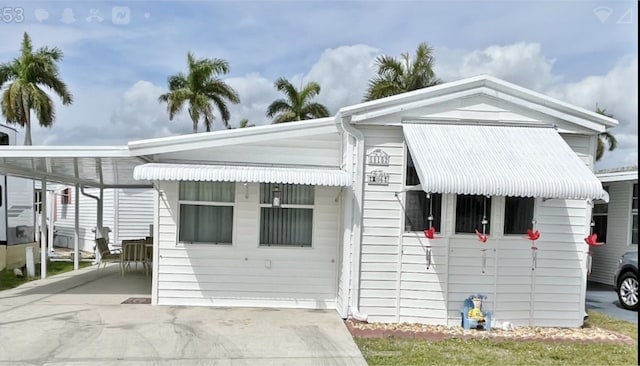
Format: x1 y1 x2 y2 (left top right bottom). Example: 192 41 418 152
127 117 339 156
0 145 132 158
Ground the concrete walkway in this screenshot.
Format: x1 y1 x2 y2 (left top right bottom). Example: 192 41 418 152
0 264 367 365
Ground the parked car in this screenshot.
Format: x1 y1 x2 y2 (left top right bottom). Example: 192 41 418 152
613 250 638 311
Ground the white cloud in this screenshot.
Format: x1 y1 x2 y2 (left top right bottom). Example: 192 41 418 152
109 80 191 139
224 44 379 127
30 80 186 145
437 42 559 90
547 56 638 170
18 41 638 171
301 44 379 113
0 24 123 58
226 73 279 128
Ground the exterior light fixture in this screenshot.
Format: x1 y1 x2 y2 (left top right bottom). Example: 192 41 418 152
272 185 281 207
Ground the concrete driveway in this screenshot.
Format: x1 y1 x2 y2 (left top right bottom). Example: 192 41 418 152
0 265 366 365
586 281 638 324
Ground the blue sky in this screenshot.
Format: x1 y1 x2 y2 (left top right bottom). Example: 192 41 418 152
0 0 637 169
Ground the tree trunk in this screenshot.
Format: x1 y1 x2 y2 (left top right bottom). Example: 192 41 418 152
23 99 32 145
192 117 198 133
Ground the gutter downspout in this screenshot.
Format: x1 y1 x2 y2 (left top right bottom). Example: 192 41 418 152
338 113 368 322
80 186 100 225
80 186 103 239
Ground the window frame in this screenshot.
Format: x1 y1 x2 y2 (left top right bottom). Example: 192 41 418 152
454 194 492 235
61 188 71 205
592 186 609 244
258 183 315 248
503 196 536 236
177 181 236 245
403 148 442 233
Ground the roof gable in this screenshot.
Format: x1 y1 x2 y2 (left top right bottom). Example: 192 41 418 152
339 75 617 133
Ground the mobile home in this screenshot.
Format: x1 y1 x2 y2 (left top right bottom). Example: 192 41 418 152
0 76 616 328
589 167 638 286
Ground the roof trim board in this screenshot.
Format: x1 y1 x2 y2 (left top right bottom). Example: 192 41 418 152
597 170 639 183
340 75 617 132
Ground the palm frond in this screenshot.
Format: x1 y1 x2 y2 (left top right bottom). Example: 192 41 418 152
299 81 321 102
30 85 54 126
159 88 192 120
204 80 240 104
365 41 441 100
160 52 238 132
266 99 293 118
210 94 231 125
302 103 330 119
0 62 18 86
273 111 298 123
1 32 73 144
268 77 329 123
167 73 188 91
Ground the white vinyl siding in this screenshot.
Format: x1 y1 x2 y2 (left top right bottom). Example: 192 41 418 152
115 189 154 242
357 120 595 327
52 186 153 252
52 187 115 252
358 126 405 322
590 180 638 285
155 181 340 309
161 133 341 167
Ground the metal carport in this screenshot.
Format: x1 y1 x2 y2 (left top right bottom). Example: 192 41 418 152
0 145 152 278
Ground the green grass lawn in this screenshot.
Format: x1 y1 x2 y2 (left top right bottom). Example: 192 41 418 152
0 261 93 290
355 311 638 366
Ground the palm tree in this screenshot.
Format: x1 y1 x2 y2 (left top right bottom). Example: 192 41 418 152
595 106 618 161
266 77 330 123
159 52 240 133
0 32 73 145
364 42 441 101
239 118 254 128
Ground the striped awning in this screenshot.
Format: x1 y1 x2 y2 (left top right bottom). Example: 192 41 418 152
133 163 351 187
403 123 609 201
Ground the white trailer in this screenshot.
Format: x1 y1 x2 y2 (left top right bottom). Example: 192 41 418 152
0 124 37 271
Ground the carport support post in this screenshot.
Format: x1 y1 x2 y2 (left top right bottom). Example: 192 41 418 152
47 189 54 254
97 188 103 233
40 178 47 279
74 184 79 270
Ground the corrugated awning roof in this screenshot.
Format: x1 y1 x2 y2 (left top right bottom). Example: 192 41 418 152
403 122 609 201
133 163 351 187
0 146 152 188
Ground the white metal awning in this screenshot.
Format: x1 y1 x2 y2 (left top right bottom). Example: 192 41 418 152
403 122 609 201
133 163 352 187
0 146 152 188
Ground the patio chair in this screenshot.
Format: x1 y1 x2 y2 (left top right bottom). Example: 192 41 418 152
121 239 147 275
95 237 122 273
